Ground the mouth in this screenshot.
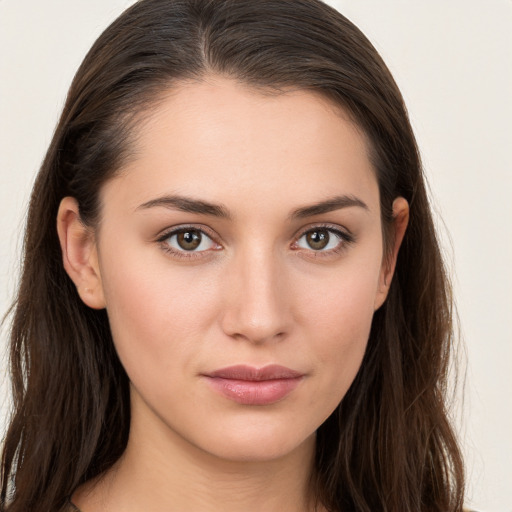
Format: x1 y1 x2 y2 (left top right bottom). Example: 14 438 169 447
203 364 304 405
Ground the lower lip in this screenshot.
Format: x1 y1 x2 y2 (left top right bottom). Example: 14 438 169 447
205 377 302 405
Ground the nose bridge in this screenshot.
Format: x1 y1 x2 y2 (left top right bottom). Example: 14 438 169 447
221 242 290 343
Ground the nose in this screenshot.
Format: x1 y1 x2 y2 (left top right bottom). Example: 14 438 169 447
219 247 292 344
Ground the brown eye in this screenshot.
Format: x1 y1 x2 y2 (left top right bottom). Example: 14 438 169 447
177 230 202 250
295 227 348 253
305 229 330 250
163 228 218 254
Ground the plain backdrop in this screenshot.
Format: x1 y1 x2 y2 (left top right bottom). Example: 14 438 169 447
1 1 511 510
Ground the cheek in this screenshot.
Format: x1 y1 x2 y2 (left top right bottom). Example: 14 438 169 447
98 246 223 384
298 265 380 400
98 228 382 411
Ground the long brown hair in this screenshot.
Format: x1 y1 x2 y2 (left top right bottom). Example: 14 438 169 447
1 1 464 510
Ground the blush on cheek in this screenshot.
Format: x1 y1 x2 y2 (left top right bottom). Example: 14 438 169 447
102 260 216 377
307 285 375 394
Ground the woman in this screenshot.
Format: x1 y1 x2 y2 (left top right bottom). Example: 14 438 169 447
0 0 464 511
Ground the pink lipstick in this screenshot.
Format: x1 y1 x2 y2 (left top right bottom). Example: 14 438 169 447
204 365 303 405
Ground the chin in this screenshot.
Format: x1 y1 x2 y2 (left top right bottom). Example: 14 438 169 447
189 421 317 464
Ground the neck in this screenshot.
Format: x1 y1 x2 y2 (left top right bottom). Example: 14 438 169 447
73 394 322 512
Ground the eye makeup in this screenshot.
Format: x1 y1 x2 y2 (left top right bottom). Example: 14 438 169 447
291 223 355 260
155 221 356 262
156 224 222 261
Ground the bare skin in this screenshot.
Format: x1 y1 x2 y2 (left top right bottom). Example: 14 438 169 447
58 76 408 512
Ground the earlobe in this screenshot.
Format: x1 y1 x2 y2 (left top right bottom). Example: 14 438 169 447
374 197 409 310
56 197 106 309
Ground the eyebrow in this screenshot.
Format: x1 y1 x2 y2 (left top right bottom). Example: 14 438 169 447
137 195 232 219
136 194 368 219
290 195 369 219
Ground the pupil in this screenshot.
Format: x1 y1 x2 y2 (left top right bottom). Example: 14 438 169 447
177 230 201 250
307 229 329 250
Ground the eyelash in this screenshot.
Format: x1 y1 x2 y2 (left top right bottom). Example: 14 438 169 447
156 225 220 261
156 223 355 261
292 223 355 259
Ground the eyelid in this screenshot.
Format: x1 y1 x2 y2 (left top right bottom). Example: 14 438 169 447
155 224 219 242
154 222 354 260
293 222 354 240
291 223 355 252
156 224 222 259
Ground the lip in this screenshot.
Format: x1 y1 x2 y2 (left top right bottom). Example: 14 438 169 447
203 365 304 405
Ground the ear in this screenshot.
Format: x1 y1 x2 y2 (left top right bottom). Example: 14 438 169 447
56 197 106 309
374 197 409 310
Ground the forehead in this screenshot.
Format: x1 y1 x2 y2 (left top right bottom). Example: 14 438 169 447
106 76 379 217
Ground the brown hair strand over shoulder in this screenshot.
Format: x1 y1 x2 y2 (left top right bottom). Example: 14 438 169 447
1 1 464 511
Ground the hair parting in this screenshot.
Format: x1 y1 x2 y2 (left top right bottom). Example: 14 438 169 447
1 1 464 511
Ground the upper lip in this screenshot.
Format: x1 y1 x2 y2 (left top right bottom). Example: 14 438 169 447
206 364 303 381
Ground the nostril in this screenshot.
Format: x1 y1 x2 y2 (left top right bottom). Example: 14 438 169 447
229 329 287 345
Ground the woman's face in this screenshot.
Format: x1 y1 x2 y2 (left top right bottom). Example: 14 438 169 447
68 77 404 462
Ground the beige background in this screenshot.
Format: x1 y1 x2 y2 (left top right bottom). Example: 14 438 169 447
1 1 511 510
